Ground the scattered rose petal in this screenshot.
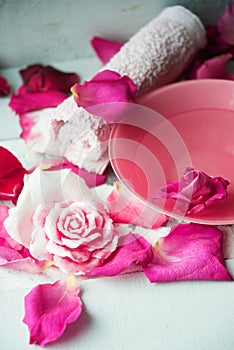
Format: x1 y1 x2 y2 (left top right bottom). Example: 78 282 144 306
9 90 67 114
0 76 10 97
196 53 234 79
0 205 22 250
38 158 107 187
90 36 123 64
107 182 168 228
153 167 229 214
205 25 231 56
71 70 136 122
218 3 234 45
88 233 154 277
23 276 82 346
144 223 232 282
20 64 79 93
0 146 27 202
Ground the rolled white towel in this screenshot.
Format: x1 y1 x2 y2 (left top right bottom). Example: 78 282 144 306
47 6 206 174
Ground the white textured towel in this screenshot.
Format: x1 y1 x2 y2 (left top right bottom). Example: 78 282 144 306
105 5 206 95
48 6 206 174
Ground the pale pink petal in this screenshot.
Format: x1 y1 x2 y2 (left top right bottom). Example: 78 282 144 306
9 90 67 114
23 277 82 346
0 205 22 250
19 107 55 154
196 53 234 80
88 233 154 277
144 223 232 282
90 36 123 64
107 182 168 228
39 158 107 187
218 3 234 45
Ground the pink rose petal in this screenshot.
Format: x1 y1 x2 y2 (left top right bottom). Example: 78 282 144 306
23 277 82 346
218 3 234 45
20 64 79 93
71 70 136 122
88 233 154 277
90 36 123 64
107 182 168 228
39 158 107 187
9 90 67 114
144 223 232 282
196 53 234 80
0 205 22 250
0 76 10 97
153 167 230 214
0 147 27 202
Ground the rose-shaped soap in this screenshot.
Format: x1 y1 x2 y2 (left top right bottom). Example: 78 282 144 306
4 169 118 274
30 200 117 273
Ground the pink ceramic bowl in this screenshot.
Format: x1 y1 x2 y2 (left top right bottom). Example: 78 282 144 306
109 79 234 225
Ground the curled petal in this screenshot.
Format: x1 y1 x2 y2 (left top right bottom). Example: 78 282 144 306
23 277 82 346
88 233 154 277
218 3 234 45
90 36 123 64
153 167 229 214
0 76 10 97
144 223 232 282
9 90 67 114
20 64 79 93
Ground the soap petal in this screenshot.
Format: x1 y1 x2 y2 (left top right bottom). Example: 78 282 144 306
144 223 232 282
23 277 82 346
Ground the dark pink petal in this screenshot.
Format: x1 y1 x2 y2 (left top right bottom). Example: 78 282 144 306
196 53 234 79
205 25 231 55
71 70 136 122
0 147 27 202
218 3 234 45
153 167 229 214
20 64 79 93
39 158 107 187
0 76 10 97
90 36 123 64
23 277 82 346
9 90 67 114
144 223 232 282
88 233 154 277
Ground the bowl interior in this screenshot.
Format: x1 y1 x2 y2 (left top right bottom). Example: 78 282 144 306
109 79 234 225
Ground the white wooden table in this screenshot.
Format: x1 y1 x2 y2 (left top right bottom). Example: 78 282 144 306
0 59 234 350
